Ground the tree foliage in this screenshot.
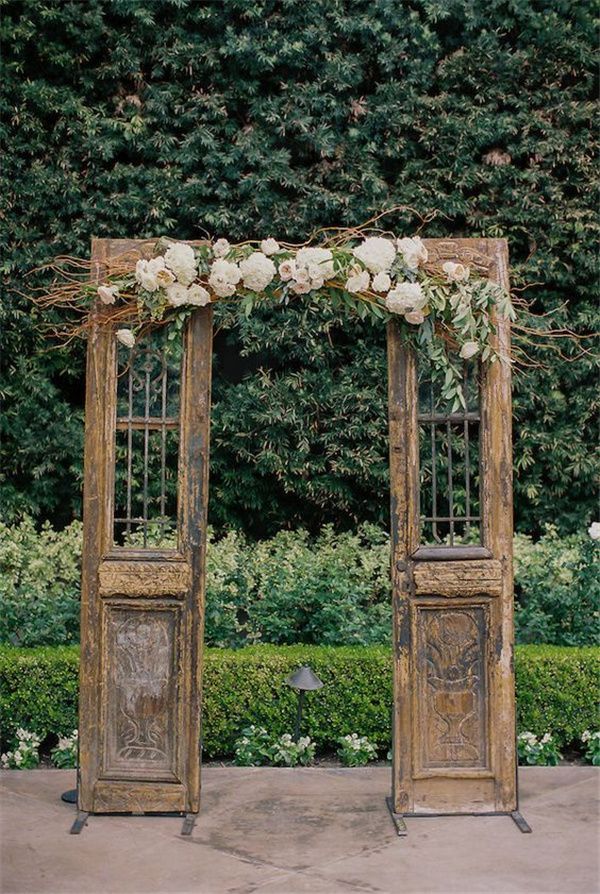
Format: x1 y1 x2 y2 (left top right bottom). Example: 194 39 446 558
1 0 597 533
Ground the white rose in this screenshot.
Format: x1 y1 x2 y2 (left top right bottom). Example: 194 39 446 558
372 272 391 293
239 252 277 292
385 282 426 315
166 284 190 307
293 267 311 285
135 257 166 292
208 258 241 297
290 280 312 294
459 340 480 359
212 238 231 258
260 238 280 256
97 285 119 304
278 259 296 281
345 269 370 293
352 236 396 273
588 522 600 541
186 284 211 306
397 236 428 271
442 261 470 282
116 329 135 348
155 267 176 288
405 310 425 325
164 243 197 286
295 247 335 280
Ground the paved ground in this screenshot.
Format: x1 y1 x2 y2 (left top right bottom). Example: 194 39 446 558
1 766 598 894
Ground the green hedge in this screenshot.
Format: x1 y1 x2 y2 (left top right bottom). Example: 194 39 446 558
1 645 598 757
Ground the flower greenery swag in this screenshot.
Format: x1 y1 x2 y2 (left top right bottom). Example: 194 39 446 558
36 224 517 410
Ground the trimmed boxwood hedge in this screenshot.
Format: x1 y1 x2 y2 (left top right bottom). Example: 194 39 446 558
0 645 598 757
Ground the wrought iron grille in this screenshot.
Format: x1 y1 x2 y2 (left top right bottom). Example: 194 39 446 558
113 330 182 548
418 363 482 546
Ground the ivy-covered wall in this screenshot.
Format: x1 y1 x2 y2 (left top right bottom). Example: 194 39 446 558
1 0 597 535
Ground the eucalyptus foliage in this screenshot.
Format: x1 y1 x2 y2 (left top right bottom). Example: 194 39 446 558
1 0 597 533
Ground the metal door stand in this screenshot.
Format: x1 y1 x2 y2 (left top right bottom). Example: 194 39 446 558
385 797 532 837
64 791 197 836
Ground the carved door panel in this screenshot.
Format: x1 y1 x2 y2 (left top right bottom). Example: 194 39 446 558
388 239 516 815
78 239 212 814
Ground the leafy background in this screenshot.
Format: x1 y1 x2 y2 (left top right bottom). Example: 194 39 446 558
1 0 597 535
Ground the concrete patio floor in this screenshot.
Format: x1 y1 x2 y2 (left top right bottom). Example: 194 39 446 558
1 766 598 894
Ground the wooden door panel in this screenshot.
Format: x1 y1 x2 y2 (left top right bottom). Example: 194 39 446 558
78 238 212 816
100 601 182 781
413 603 490 772
388 238 516 816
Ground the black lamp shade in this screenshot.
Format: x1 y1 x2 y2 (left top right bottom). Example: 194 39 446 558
285 665 324 691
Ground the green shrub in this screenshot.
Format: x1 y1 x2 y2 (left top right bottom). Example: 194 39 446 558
514 527 600 646
0 646 79 742
514 645 600 747
0 518 82 647
2 520 598 648
1 644 597 758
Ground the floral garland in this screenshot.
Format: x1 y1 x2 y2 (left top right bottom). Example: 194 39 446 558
85 233 514 409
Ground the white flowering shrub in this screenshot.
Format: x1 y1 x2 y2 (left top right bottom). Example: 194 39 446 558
233 725 273 766
581 730 600 766
337 733 378 767
517 731 562 766
50 729 78 769
234 726 316 767
1 728 41 769
271 734 315 767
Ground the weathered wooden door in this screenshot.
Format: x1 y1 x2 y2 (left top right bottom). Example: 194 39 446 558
388 239 517 816
78 239 212 818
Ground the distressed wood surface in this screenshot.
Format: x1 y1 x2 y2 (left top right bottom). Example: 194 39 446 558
78 238 212 816
412 560 502 597
98 560 190 596
388 238 517 816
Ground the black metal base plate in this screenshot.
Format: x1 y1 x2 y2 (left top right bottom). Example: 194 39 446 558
385 799 532 836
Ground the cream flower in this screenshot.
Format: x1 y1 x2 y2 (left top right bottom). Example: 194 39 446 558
278 259 296 281
405 310 425 325
208 258 241 297
443 261 470 282
212 238 231 258
187 284 211 306
166 284 190 307
260 238 280 256
352 237 396 273
239 252 277 292
164 243 197 286
295 247 335 281
135 257 166 292
372 272 391 293
290 280 312 294
385 282 426 315
588 522 600 541
155 267 176 288
459 340 479 359
97 285 119 304
293 267 311 285
397 236 428 270
116 329 135 348
345 269 370 293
